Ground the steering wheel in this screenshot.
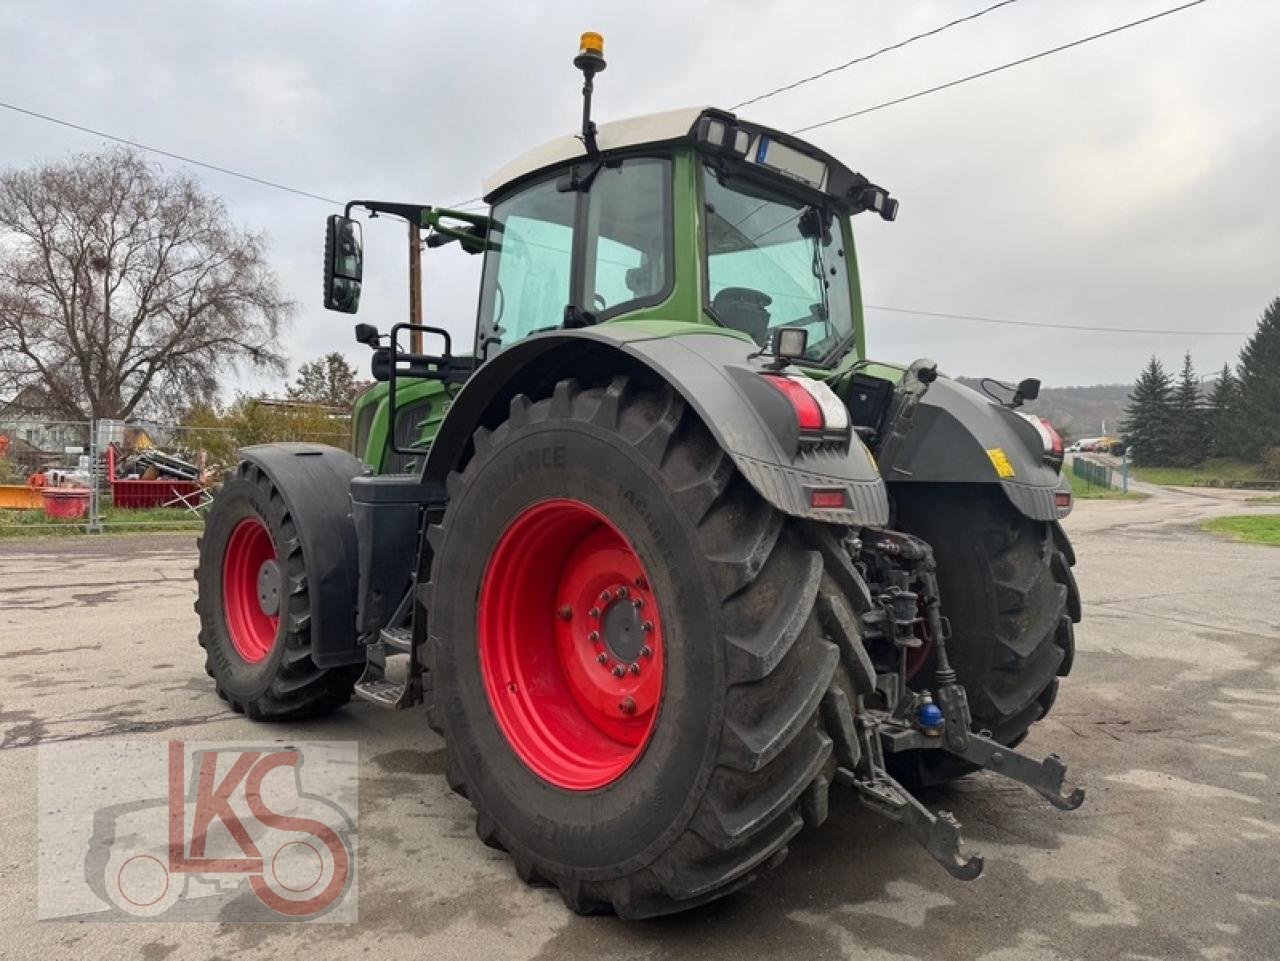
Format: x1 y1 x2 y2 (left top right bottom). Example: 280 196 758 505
494 282 505 325
593 292 607 312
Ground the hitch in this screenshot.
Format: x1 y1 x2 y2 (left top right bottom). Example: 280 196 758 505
835 760 983 880
834 526 1084 880
837 675 1084 879
880 692 1085 812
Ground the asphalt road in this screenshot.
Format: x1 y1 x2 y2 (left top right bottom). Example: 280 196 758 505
1 486 1277 960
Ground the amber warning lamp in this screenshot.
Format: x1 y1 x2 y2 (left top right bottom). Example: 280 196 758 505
575 31 606 72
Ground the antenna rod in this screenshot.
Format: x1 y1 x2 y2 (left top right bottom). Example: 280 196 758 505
573 32 607 156
581 74 597 154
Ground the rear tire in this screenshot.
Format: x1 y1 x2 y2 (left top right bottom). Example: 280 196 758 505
194 461 360 720
890 484 1079 785
426 377 841 918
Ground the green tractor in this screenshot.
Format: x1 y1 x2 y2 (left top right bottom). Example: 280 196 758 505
194 33 1083 918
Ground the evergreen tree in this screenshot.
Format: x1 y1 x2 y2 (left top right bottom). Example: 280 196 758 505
1123 356 1175 466
287 352 363 408
1169 352 1205 467
1235 297 1280 461
1206 362 1241 459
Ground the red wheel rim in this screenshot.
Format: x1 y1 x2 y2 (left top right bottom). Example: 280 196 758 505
478 499 666 791
222 517 281 663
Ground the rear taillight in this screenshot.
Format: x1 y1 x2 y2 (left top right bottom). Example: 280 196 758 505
761 374 850 438
1039 417 1064 460
809 488 848 509
761 374 823 431
1018 412 1064 466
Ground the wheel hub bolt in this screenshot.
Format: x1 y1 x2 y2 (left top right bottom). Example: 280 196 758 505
588 631 600 644
629 663 640 676
632 598 643 610
600 590 612 602
589 607 601 618
640 645 652 658
635 577 647 589
597 653 608 664
557 605 573 621
618 697 636 715
641 621 653 633
617 586 629 598
611 664 626 678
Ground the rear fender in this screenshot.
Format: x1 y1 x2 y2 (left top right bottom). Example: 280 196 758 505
238 443 366 668
879 376 1070 522
421 326 890 526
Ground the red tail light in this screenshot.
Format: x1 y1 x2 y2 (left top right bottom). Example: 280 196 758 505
1018 412 1064 466
760 374 850 437
1038 417 1064 459
809 488 848 509
761 374 824 431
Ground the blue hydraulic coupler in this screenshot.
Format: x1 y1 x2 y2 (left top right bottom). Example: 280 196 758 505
918 692 945 735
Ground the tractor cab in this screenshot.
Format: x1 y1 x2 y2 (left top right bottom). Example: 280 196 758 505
474 104 897 368
328 104 899 355
329 92 899 470
323 31 900 472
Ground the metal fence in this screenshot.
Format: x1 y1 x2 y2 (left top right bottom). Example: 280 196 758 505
1072 454 1117 491
1 412 350 536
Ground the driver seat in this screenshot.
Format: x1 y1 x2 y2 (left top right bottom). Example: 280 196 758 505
711 287 772 345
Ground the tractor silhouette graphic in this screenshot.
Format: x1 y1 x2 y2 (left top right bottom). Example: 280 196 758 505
84 741 354 919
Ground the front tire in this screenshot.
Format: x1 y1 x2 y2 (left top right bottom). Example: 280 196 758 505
194 461 360 719
426 377 840 918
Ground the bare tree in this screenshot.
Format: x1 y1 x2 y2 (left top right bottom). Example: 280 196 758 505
0 147 291 420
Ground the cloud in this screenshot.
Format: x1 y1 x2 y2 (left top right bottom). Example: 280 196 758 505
0 0 1274 393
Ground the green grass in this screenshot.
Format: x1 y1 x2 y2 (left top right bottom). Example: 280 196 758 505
1068 472 1146 500
1245 495 1280 506
1200 514 1280 547
0 503 203 538
1130 458 1268 488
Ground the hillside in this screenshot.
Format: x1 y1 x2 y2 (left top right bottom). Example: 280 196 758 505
956 378 1132 440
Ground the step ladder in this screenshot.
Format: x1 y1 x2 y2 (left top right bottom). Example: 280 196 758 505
354 618 426 710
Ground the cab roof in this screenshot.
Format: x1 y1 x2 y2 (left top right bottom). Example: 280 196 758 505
480 105 895 222
483 106 709 199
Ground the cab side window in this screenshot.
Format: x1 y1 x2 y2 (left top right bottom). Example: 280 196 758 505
584 159 670 318
477 179 575 347
476 157 671 353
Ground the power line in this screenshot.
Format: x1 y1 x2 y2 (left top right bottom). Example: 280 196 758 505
865 303 1250 337
0 99 344 206
1 97 494 213
792 0 1209 134
2 3 1207 214
731 0 1021 111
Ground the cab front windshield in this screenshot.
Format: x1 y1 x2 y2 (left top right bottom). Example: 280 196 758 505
702 167 855 363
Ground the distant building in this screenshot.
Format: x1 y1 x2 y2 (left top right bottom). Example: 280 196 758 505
0 388 90 470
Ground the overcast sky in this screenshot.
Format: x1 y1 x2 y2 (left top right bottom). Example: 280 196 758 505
2 0 1274 392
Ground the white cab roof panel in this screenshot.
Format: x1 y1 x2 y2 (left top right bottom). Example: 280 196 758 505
483 106 711 198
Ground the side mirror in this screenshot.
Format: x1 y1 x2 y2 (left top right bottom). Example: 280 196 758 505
324 214 363 313
1016 377 1041 402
